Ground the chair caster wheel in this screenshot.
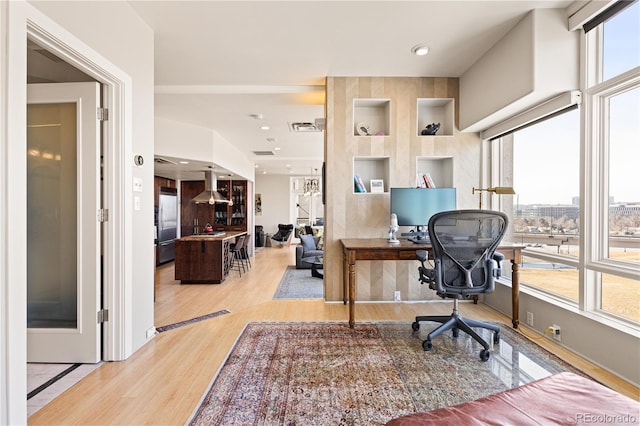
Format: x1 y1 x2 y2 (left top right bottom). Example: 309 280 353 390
493 332 500 344
480 349 490 361
412 321 420 331
422 340 433 351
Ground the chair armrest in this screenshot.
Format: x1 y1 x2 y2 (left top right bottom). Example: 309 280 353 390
493 251 505 263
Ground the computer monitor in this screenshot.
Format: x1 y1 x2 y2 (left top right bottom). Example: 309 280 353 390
390 187 456 238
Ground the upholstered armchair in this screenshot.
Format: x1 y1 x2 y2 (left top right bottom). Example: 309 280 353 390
295 232 324 269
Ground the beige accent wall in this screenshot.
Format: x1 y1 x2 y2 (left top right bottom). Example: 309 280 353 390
324 77 481 302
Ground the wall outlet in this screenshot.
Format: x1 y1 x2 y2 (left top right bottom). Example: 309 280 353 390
526 312 534 326
550 324 561 341
394 291 401 302
146 327 156 339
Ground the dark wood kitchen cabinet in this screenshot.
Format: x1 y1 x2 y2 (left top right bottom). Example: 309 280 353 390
180 180 214 236
180 179 251 234
174 232 246 283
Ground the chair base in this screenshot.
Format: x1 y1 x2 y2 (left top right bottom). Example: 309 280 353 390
412 312 500 361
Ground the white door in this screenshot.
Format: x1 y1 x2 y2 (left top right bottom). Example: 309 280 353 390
27 82 102 363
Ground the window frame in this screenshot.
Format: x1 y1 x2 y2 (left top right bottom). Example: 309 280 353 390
487 15 640 327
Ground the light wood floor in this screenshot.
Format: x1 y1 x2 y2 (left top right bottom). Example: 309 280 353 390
28 245 639 425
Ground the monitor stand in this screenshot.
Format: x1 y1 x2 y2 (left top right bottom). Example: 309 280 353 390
401 226 430 244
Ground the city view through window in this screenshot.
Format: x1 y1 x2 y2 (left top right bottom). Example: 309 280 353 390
506 3 639 322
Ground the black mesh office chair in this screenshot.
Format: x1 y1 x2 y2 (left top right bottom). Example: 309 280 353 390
413 210 508 361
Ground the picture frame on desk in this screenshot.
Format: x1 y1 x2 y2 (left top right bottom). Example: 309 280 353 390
370 179 384 193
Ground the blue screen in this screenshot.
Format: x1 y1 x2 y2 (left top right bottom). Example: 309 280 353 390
390 188 457 227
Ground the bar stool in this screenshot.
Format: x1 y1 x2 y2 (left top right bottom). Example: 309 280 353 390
230 235 246 276
241 234 252 269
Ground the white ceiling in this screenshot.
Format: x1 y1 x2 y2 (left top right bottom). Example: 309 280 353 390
131 0 572 179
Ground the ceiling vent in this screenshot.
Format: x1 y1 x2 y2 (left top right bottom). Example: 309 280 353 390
288 122 321 132
253 150 275 156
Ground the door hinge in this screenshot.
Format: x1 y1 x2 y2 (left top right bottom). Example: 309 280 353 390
97 309 109 323
97 107 109 121
97 208 109 222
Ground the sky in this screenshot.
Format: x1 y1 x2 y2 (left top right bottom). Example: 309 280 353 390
512 2 639 206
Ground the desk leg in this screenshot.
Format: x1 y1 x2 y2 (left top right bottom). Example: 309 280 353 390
348 260 356 329
511 260 520 329
342 252 348 305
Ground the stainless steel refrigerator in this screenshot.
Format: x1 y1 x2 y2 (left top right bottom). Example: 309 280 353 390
156 186 177 264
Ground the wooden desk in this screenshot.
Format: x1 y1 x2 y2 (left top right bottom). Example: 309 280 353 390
340 238 524 329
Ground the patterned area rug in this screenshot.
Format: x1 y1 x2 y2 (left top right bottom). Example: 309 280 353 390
189 321 589 425
273 266 323 299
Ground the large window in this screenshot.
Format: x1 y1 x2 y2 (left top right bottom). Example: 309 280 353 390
587 2 640 323
493 1 640 324
510 109 581 302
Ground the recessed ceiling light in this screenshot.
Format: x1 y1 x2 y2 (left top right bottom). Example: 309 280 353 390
179 160 189 164
411 44 430 56
274 147 281 151
254 164 259 168
260 126 270 130
286 164 291 168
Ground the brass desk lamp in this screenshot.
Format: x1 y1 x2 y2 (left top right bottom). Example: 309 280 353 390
472 187 515 209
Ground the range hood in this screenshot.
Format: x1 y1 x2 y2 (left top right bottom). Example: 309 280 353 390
192 170 229 204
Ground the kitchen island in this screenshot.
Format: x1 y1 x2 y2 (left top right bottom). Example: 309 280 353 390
174 231 247 284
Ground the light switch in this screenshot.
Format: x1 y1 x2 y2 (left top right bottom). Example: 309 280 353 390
133 177 143 192
134 196 141 211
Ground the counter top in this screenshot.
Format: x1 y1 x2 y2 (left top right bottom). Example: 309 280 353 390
177 231 246 242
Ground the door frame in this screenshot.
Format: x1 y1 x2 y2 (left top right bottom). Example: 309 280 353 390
27 15 134 362
1 4 133 423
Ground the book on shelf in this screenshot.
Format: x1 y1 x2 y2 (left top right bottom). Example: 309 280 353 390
353 175 367 193
416 173 437 188
425 173 436 188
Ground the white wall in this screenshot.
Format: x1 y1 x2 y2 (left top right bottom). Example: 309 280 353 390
254 174 292 236
460 8 579 132
1 1 154 422
155 117 255 182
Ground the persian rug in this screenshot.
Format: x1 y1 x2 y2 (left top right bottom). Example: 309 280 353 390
188 321 589 425
273 266 323 299
156 309 230 333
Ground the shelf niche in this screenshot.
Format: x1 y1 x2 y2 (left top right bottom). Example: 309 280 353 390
417 98 455 137
416 156 454 188
353 157 390 194
353 98 391 136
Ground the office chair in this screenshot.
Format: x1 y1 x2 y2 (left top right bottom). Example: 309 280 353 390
413 210 508 361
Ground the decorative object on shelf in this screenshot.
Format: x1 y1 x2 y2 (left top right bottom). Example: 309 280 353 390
353 175 367 193
388 213 400 244
421 122 441 135
472 186 516 209
370 179 384 193
374 131 385 136
356 123 371 136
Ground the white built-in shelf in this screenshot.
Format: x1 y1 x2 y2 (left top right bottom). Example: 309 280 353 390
417 98 455 137
353 157 390 194
353 99 391 137
416 156 454 188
